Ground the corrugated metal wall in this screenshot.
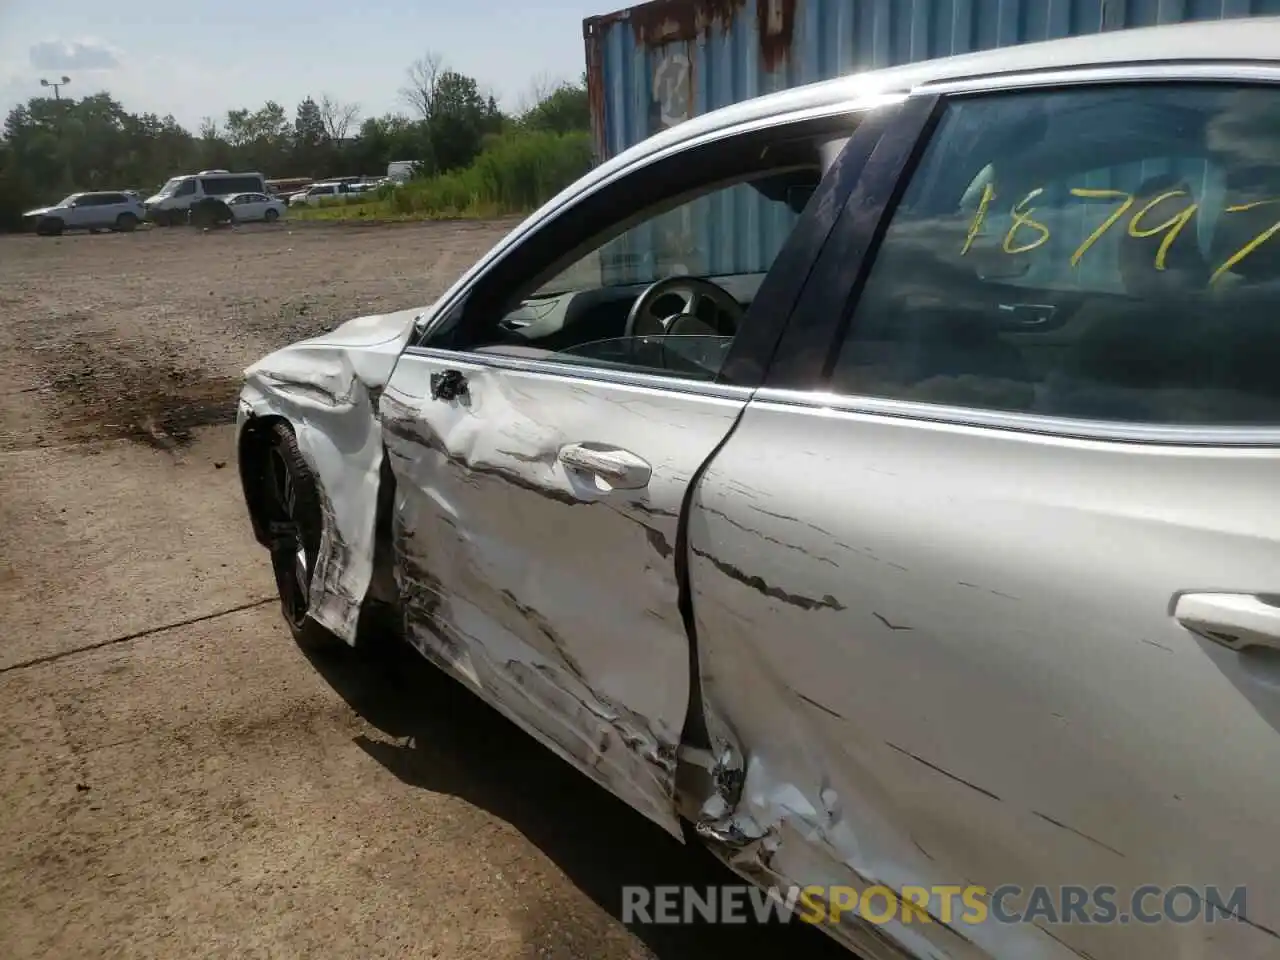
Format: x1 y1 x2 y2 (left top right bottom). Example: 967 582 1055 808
581 0 1280 285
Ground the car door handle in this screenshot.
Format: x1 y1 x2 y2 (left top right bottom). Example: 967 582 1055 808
557 443 651 490
998 303 1057 326
1174 592 1280 652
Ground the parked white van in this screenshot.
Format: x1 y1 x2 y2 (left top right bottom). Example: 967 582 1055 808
145 170 268 225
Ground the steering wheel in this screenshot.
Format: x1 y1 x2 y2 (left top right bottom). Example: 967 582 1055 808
624 275 746 339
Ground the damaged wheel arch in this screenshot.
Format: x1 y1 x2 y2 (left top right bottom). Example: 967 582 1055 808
240 410 404 650
241 416 349 651
238 413 292 548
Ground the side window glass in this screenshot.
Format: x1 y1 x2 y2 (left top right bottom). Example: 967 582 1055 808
176 180 196 197
831 84 1280 426
427 159 831 382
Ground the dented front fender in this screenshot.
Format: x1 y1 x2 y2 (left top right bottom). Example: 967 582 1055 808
235 305 429 643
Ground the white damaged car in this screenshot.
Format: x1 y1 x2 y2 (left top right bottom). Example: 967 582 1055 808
237 19 1280 960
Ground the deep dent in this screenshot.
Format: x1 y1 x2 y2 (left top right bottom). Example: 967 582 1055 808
684 494 1093 960
379 373 693 837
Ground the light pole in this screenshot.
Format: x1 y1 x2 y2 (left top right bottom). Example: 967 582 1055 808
39 76 71 99
39 76 73 193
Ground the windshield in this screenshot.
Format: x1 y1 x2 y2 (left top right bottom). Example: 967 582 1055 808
157 178 184 196
58 194 80 206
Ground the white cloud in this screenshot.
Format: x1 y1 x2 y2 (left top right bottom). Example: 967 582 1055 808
29 37 120 72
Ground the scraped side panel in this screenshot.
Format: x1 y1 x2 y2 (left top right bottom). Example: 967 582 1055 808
380 353 749 836
686 399 1280 960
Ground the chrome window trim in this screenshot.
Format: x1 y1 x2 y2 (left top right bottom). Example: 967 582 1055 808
916 61 1280 96
400 345 756 403
752 388 1280 448
413 91 908 344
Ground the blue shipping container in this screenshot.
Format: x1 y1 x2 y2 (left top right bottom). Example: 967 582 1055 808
582 0 1280 284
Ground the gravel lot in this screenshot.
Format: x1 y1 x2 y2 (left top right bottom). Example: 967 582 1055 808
0 223 848 960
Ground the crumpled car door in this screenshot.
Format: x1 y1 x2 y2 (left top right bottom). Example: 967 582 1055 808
380 355 751 837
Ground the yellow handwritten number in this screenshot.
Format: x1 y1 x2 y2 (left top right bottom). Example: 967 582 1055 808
961 183 995 256
1211 199 1280 284
1068 189 1134 267
1127 190 1198 271
1003 188 1050 255
963 183 1280 277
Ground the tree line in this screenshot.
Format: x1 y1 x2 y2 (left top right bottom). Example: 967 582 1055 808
0 52 591 229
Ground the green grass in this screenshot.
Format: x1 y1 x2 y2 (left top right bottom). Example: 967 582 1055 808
291 129 594 222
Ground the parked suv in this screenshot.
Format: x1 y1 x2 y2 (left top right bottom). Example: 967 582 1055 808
23 192 146 236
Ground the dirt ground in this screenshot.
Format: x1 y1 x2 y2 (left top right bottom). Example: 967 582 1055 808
0 222 849 960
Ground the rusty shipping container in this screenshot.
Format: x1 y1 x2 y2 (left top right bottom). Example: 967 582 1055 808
581 0 1280 283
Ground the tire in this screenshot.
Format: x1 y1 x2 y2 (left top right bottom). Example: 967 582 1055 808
115 212 138 232
262 421 346 652
264 208 280 223
36 217 64 237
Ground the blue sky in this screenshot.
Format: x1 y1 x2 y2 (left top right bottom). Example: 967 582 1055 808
0 0 606 129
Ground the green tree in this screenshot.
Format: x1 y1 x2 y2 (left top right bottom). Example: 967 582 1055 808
293 96 328 174
521 74 590 135
429 69 489 171
224 101 291 173
352 113 433 177
294 97 327 147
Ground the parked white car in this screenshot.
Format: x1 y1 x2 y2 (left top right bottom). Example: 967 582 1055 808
223 192 286 223
236 17 1280 960
23 191 146 236
288 182 353 207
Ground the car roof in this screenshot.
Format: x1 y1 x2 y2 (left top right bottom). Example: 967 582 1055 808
595 16 1280 180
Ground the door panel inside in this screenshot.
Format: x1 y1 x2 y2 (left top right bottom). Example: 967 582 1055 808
380 353 748 835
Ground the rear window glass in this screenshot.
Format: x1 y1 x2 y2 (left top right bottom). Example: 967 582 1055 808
831 84 1280 426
